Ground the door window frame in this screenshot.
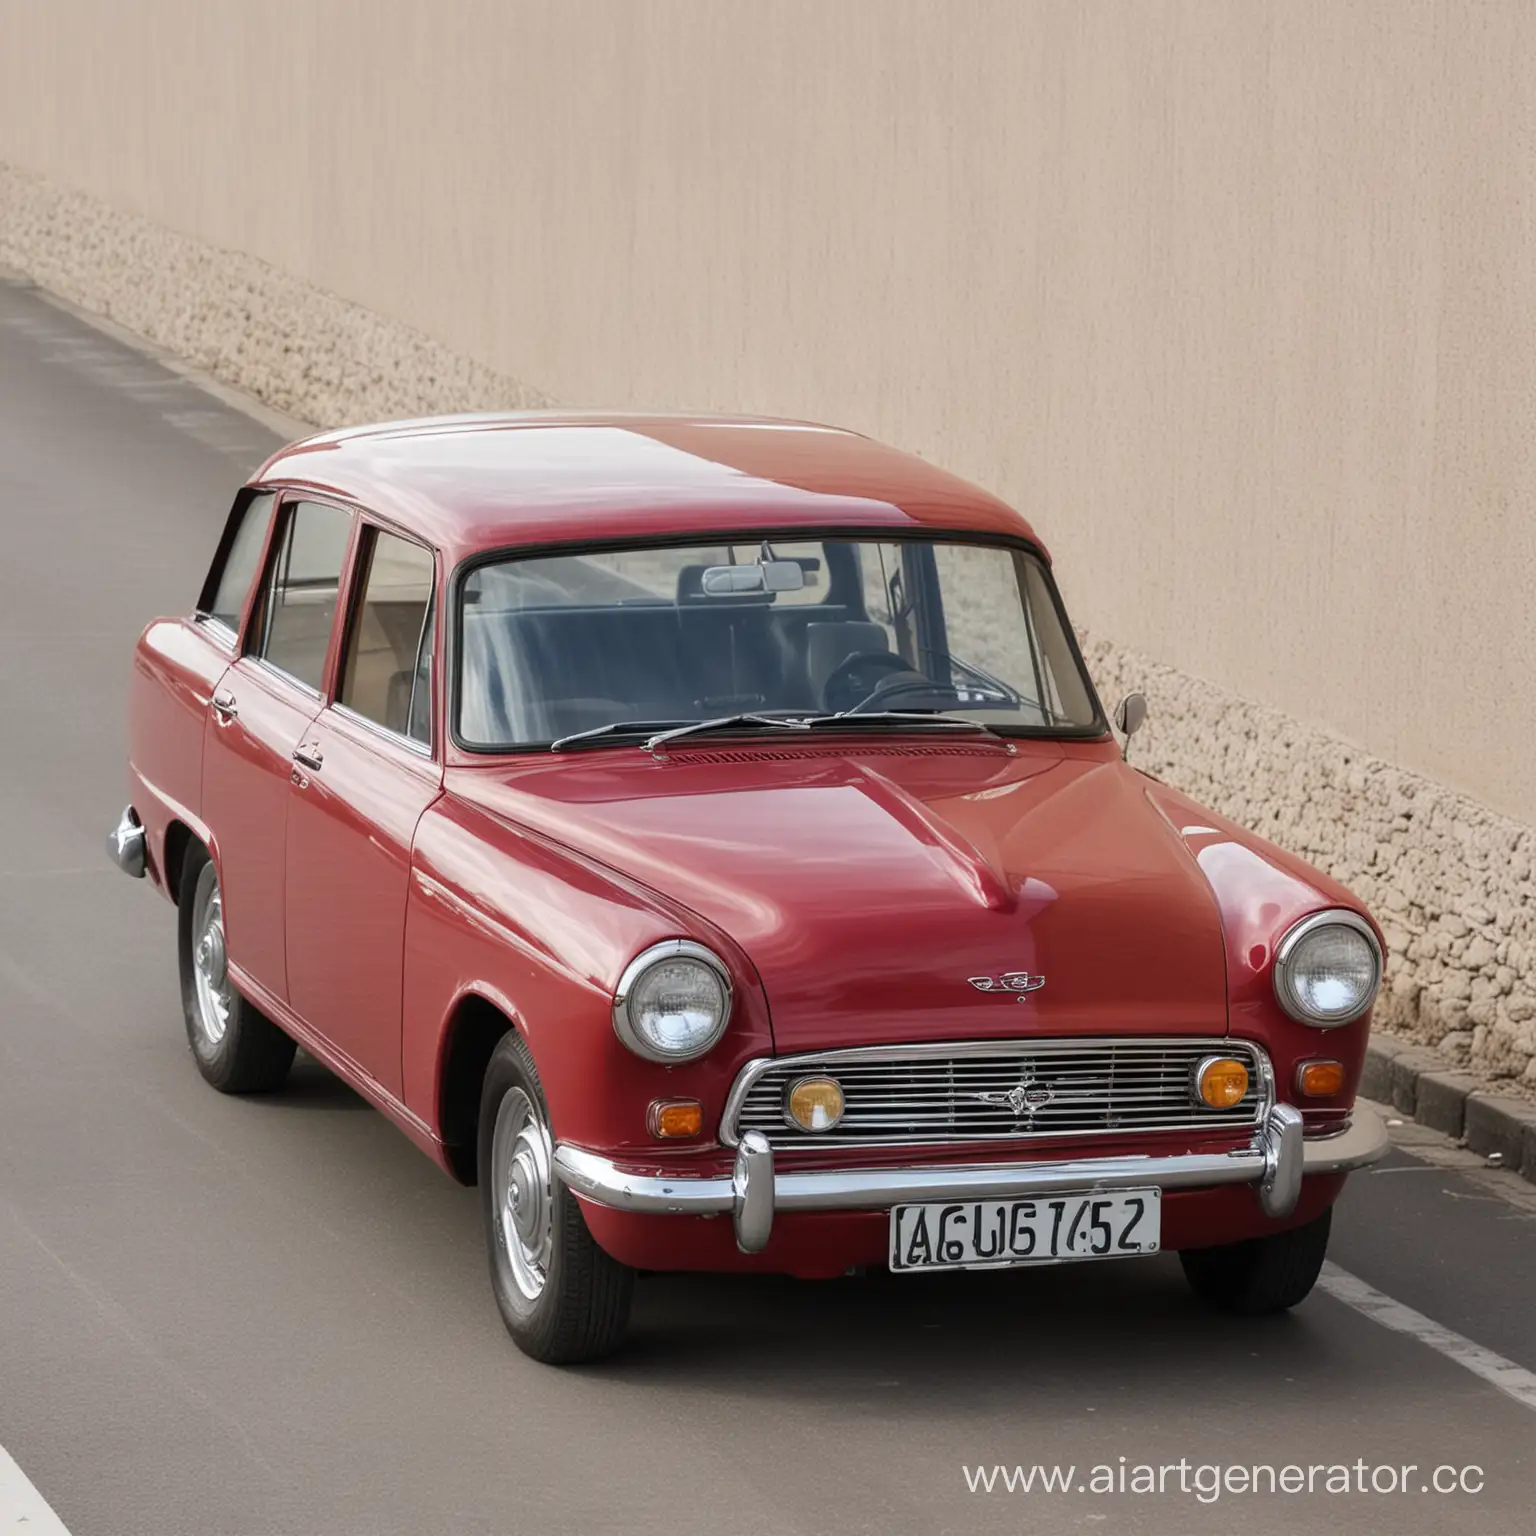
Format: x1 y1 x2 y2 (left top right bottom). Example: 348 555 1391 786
242 491 361 701
195 487 282 652
330 517 440 759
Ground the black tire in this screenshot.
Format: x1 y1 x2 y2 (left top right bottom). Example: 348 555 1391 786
1179 1207 1332 1315
177 845 296 1094
479 1031 634 1363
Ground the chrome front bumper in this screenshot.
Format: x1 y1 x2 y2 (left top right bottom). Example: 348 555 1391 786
553 1102 1389 1255
107 805 147 879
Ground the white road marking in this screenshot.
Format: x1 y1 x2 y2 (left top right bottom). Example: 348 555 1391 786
1319 1261 1536 1411
0 1445 71 1534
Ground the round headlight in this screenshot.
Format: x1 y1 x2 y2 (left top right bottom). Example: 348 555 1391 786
613 940 732 1062
1273 910 1382 1027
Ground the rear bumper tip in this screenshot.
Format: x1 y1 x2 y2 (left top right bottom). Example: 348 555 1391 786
107 806 146 878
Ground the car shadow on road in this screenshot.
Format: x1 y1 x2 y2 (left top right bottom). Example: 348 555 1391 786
265 1053 374 1109
586 1258 1365 1412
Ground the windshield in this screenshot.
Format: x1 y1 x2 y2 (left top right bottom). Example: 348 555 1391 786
455 536 1102 749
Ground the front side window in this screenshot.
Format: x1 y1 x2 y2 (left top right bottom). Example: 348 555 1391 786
457 536 1101 749
252 500 353 692
338 528 436 745
200 490 275 634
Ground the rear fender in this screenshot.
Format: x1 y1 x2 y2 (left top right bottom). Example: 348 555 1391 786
128 617 232 896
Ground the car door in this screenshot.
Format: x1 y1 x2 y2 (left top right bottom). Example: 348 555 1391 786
283 521 442 1098
201 496 355 1002
149 488 277 865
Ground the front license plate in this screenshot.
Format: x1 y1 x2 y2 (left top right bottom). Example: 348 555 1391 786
889 1188 1161 1273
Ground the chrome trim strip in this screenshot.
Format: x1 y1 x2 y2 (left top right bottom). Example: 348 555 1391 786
250 655 324 701
106 805 146 879
554 1103 1389 1252
193 614 239 648
1254 1041 1277 1126
330 702 433 759
719 1036 1275 1150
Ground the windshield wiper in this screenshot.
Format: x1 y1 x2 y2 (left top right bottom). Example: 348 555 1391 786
549 719 695 751
644 709 1007 752
643 713 813 752
807 710 1002 737
556 707 1005 755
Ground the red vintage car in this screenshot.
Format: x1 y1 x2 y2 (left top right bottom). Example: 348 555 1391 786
110 412 1388 1362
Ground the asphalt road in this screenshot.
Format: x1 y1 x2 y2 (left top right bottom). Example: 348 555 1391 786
1 269 1533 1536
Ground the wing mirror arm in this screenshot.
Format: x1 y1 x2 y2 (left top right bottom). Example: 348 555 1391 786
1113 691 1148 761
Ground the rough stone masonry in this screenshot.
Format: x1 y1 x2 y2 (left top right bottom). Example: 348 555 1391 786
4 161 1532 1097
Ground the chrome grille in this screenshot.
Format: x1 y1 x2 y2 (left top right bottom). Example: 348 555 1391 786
724 1038 1269 1150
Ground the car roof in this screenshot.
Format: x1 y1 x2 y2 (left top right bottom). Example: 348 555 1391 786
251 412 1044 563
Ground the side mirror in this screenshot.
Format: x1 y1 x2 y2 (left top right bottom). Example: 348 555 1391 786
1114 691 1148 759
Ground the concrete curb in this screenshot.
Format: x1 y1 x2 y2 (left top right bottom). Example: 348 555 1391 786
1364 1032 1536 1180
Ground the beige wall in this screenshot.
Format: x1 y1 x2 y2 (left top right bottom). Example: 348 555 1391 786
1 0 1533 822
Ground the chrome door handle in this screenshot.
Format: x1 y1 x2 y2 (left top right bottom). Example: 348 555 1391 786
292 744 324 772
212 688 238 720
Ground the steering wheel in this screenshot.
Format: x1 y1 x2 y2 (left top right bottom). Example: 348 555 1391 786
821 651 925 713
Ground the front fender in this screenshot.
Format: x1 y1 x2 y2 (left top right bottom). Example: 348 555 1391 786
401 794 774 1156
1147 782 1382 1126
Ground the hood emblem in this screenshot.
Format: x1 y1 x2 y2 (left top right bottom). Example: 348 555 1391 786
971 1069 1056 1120
968 971 1045 996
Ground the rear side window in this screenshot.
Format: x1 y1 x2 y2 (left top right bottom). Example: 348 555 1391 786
338 528 436 744
253 500 353 692
200 491 274 634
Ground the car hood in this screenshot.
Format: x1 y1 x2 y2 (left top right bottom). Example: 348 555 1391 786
448 741 1230 1051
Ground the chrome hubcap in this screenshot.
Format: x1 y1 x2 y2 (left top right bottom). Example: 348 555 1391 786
191 874 233 1046
491 1086 554 1301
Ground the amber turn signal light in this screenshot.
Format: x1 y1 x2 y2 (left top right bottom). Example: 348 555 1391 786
786 1075 846 1132
1195 1056 1250 1110
647 1099 703 1139
1297 1060 1346 1098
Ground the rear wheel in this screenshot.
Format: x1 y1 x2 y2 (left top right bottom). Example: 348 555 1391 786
479 1031 634 1363
1179 1207 1332 1315
178 847 296 1093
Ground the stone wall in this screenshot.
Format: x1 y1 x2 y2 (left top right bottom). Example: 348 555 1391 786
0 165 550 428
4 159 1532 1094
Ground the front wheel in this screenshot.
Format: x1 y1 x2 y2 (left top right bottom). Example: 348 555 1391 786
178 847 296 1093
1179 1207 1332 1315
479 1032 634 1363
